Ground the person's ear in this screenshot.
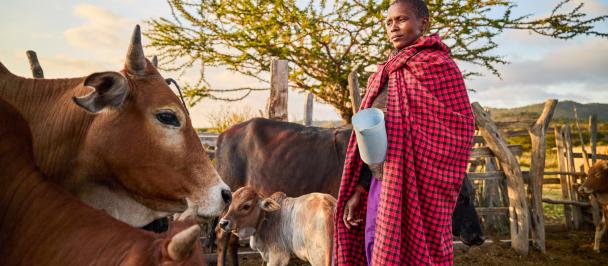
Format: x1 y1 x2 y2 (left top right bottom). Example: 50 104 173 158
420 17 430 34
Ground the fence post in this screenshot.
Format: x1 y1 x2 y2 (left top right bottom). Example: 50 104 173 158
472 102 529 255
562 125 583 229
304 93 313 126
348 71 361 115
589 114 597 164
554 126 572 230
528 99 557 253
26 50 44 78
266 59 289 121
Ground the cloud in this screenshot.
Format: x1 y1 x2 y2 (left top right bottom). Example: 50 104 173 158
466 38 608 107
63 4 134 59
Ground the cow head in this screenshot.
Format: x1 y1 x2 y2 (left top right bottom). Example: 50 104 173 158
452 177 485 246
579 160 608 195
218 187 281 238
72 25 231 226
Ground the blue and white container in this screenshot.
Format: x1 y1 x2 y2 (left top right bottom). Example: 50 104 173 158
352 108 387 164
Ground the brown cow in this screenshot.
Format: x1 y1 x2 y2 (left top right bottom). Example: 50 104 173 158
0 98 204 265
578 160 608 253
218 187 335 266
0 25 231 227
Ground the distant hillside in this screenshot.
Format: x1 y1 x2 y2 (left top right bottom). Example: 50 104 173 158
489 101 608 122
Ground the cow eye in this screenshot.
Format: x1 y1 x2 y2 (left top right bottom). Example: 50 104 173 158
241 204 251 211
155 111 180 127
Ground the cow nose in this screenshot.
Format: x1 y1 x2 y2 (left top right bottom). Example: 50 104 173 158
221 189 232 205
218 219 231 231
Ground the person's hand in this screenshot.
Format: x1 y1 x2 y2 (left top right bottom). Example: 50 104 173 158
343 186 365 229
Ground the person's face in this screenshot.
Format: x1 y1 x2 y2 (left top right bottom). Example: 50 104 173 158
385 3 429 50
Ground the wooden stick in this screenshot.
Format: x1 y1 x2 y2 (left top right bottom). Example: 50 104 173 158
26 50 44 78
589 114 597 164
528 99 557 253
541 198 591 207
554 126 572 230
563 125 583 229
303 93 313 126
472 102 529 255
572 104 591 171
348 71 361 115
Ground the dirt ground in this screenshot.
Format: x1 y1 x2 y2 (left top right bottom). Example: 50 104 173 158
228 230 608 266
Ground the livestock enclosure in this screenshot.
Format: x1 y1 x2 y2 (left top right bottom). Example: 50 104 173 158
22 53 608 264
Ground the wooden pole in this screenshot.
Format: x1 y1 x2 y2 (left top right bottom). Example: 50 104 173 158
562 125 583 229
554 126 572 230
303 93 313 126
472 102 529 255
348 71 361 115
266 59 288 121
573 105 591 171
528 99 558 253
151 55 159 68
483 157 501 233
26 50 44 78
589 114 597 164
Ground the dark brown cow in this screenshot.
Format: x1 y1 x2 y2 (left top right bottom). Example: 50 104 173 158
0 98 204 265
0 25 231 227
214 118 483 265
578 160 608 252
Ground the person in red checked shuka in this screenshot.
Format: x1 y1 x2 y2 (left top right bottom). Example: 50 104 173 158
334 0 476 265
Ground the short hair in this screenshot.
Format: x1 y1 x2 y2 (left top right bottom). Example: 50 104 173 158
390 0 430 19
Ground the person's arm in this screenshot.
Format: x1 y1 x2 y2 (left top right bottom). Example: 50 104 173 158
357 163 372 190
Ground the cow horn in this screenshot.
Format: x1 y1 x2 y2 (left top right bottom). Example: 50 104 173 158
167 225 201 261
126 25 147 74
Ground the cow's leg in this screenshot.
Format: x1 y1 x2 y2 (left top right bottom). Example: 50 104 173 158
266 251 290 266
227 233 239 266
216 227 232 266
595 207 608 253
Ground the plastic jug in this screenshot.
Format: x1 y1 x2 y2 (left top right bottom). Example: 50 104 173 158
351 108 387 164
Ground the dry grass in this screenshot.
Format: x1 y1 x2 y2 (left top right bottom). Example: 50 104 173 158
205 106 258 133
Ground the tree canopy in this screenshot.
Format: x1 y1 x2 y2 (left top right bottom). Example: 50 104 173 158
146 0 607 121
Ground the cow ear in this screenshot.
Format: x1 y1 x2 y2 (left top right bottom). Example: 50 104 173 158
73 71 129 113
259 197 281 212
167 225 201 261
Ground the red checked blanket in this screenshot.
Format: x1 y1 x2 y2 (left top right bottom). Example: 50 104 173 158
334 34 475 265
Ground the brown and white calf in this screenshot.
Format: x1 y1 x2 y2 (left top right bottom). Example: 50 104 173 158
218 187 335 266
578 160 608 252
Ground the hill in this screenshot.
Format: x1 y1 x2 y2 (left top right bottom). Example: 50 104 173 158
488 101 608 122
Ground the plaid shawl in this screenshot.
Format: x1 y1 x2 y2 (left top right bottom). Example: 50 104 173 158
334 34 475 265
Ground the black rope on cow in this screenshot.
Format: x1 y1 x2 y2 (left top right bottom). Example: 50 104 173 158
165 78 190 116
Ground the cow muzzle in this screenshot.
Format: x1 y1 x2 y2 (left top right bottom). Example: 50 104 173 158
188 180 231 218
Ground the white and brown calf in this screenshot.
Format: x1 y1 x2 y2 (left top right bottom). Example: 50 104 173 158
218 186 335 266
578 160 608 252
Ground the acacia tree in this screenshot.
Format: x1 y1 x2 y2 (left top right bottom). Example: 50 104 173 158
146 0 607 121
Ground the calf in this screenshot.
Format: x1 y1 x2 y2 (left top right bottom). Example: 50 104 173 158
0 98 204 265
578 160 608 252
218 187 335 266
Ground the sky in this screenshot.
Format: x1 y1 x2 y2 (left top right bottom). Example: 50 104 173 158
1 0 607 127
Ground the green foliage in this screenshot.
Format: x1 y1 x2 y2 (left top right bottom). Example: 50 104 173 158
146 0 607 121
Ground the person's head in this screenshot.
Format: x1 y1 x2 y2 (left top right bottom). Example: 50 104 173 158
385 0 430 50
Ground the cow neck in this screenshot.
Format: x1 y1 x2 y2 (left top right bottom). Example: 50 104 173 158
0 73 95 184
